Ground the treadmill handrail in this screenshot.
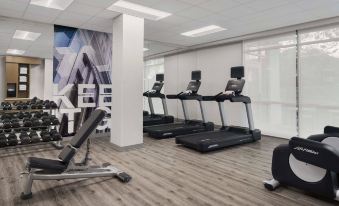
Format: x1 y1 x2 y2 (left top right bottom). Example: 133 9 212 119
202 92 223 101
143 90 166 99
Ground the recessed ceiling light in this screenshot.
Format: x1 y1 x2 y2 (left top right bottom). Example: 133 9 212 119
181 25 227 37
107 0 172 21
13 30 41 41
143 48 149 52
7 49 25 55
30 0 74 10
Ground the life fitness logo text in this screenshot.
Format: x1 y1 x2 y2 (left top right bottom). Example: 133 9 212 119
293 146 319 155
53 84 111 133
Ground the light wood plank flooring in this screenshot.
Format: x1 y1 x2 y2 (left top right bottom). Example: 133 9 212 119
0 135 337 206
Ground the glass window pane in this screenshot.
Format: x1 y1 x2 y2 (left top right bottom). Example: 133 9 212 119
299 26 339 137
144 58 165 114
244 33 298 138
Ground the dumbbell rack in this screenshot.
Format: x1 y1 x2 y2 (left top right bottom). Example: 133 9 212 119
0 108 64 150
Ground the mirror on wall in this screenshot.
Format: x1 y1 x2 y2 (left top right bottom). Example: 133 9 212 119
0 17 53 102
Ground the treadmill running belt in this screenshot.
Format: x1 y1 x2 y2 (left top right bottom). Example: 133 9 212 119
176 130 255 152
144 121 214 139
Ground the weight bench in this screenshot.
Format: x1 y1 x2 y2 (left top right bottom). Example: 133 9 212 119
20 109 131 199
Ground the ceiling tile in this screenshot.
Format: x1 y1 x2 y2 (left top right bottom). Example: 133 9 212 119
175 6 213 20
65 2 103 16
198 0 240 12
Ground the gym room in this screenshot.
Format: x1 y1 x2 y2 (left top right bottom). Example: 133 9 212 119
0 0 338 205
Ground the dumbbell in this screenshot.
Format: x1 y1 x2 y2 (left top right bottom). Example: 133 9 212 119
19 132 31 145
31 104 37 109
32 118 41 127
43 100 50 109
23 112 32 119
1 114 11 120
16 103 23 110
34 111 42 119
42 117 51 126
11 121 21 128
50 101 58 109
3 103 11 110
50 129 62 141
22 103 28 110
40 130 51 142
23 118 33 127
0 134 7 147
17 112 24 119
7 133 18 146
29 131 40 143
50 117 60 125
3 121 12 129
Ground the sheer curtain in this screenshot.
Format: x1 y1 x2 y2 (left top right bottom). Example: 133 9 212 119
243 33 298 138
299 26 339 137
144 58 165 114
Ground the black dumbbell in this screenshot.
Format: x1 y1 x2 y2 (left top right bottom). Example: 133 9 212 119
31 104 37 109
40 131 51 142
1 114 11 120
23 112 32 119
42 118 51 126
50 130 62 141
34 112 42 118
32 118 41 127
19 132 31 145
11 121 20 128
17 112 24 119
16 104 22 110
50 101 58 109
29 131 40 143
23 119 32 127
50 117 60 125
3 121 11 129
0 134 7 147
22 103 28 110
7 133 18 146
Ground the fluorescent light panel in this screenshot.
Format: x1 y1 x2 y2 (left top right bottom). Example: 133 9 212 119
143 48 149 52
181 25 227 37
30 0 74 10
107 0 171 21
13 30 41 41
7 49 25 55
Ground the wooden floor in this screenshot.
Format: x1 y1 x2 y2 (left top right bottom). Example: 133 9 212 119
0 135 337 206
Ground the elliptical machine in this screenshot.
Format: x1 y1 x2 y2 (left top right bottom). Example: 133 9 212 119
264 126 339 201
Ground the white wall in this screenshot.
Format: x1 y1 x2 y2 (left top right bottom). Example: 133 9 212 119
164 43 248 127
0 57 5 102
30 63 45 99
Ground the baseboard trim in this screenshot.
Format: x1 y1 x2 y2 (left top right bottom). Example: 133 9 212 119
110 143 144 152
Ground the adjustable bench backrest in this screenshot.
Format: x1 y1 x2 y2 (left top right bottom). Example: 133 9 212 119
58 109 106 164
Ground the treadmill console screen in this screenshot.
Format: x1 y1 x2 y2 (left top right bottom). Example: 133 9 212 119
156 74 164 82
152 82 164 91
225 79 245 94
186 81 201 93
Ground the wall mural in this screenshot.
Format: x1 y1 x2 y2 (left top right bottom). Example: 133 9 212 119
53 25 112 136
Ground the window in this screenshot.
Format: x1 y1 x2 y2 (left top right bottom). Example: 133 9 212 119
299 26 339 137
144 58 165 114
243 33 298 138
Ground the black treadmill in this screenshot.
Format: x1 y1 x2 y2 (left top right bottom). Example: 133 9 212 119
143 70 214 139
143 74 174 126
176 66 261 152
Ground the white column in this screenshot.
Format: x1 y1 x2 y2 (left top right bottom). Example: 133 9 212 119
111 14 144 148
43 58 53 100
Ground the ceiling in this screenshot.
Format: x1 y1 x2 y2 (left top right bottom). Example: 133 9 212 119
1 0 339 58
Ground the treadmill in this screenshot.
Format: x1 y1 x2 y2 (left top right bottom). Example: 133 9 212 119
144 70 214 139
143 74 174 126
176 66 261 152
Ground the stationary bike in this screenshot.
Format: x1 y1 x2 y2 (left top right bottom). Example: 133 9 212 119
264 126 339 201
